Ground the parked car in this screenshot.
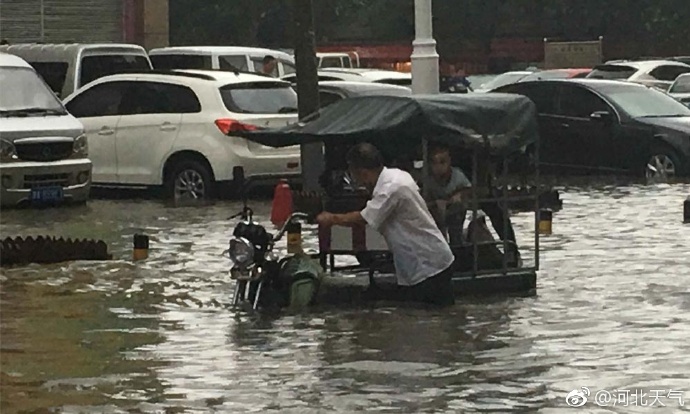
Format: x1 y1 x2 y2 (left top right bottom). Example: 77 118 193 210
472 70 535 93
283 68 411 86
62 70 301 201
315 81 412 108
586 60 690 91
317 52 360 69
493 79 690 178
668 73 690 106
518 68 591 82
0 53 91 207
0 43 152 99
148 46 296 77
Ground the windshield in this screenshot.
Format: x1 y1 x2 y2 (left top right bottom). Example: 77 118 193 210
220 82 298 114
478 72 529 91
80 54 151 87
0 67 65 113
605 86 690 117
670 76 690 93
586 65 637 80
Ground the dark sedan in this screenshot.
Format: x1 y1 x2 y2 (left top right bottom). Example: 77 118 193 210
493 79 690 178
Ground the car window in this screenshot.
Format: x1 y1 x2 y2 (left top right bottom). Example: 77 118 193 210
250 57 278 77
586 65 637 80
65 81 131 118
150 54 212 70
120 81 201 115
670 75 690 93
281 61 296 75
601 85 690 118
79 54 151 87
29 62 68 96
558 85 611 118
319 91 343 108
320 57 343 68
219 55 248 71
220 82 298 114
496 83 558 114
649 65 690 82
0 67 65 114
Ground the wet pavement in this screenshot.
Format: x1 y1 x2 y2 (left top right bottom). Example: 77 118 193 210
1 182 689 413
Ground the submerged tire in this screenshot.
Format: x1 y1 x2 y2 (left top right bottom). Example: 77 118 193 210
165 159 215 202
645 145 685 179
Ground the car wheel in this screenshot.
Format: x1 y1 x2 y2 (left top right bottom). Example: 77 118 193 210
167 159 214 201
645 146 683 179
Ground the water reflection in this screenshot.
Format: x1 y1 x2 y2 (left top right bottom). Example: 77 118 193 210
1 182 689 412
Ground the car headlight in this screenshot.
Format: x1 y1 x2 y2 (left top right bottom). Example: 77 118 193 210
73 134 88 157
229 237 255 267
0 139 17 162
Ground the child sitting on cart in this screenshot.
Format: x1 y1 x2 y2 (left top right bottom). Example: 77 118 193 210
424 145 520 266
425 145 472 245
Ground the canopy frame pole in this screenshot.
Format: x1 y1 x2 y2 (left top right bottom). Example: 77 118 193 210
421 137 429 201
501 157 509 276
534 130 541 271
471 148 479 278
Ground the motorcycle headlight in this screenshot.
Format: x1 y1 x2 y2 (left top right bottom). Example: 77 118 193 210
73 134 88 157
229 237 255 267
0 139 17 162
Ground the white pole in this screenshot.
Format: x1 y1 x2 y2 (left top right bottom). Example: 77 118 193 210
411 0 439 95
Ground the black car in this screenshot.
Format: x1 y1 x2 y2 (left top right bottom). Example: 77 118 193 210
492 79 690 178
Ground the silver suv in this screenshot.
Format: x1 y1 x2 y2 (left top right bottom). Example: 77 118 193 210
0 53 91 207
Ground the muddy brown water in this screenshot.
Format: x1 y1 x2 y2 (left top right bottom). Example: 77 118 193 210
1 182 689 413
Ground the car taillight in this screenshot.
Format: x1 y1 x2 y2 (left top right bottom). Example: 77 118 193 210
215 119 259 135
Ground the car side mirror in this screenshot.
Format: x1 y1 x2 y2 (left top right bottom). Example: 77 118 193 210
590 111 612 123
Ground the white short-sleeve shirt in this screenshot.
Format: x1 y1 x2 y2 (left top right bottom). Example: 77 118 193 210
360 167 455 286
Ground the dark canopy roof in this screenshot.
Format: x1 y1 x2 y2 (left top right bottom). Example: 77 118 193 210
236 93 539 155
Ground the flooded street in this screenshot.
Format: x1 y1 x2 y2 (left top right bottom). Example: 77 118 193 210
1 183 690 413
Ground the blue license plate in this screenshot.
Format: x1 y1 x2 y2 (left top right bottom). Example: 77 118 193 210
31 186 64 202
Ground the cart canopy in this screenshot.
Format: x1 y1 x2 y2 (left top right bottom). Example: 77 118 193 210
234 93 539 155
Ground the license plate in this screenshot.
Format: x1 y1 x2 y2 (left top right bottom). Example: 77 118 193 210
31 186 64 202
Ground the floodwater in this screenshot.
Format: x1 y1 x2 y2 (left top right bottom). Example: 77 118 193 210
1 183 690 413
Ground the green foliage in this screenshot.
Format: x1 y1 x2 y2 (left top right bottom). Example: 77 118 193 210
170 0 690 55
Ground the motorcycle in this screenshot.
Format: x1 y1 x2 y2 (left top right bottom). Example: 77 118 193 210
227 207 323 310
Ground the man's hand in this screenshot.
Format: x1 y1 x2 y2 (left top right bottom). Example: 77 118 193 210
316 212 336 227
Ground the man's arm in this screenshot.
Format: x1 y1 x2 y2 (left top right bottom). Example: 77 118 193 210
331 211 366 227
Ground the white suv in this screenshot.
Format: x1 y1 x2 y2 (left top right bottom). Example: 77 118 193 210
62 70 300 201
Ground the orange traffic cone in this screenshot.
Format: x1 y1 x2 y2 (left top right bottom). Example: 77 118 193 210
271 179 293 227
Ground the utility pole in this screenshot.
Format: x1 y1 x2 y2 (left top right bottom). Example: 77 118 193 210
411 0 440 95
292 0 323 192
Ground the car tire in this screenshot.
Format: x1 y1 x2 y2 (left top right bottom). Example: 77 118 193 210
644 145 685 179
166 159 215 202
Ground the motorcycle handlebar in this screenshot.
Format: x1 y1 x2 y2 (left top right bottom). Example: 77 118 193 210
273 212 310 243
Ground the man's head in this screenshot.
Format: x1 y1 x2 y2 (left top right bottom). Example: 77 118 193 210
262 55 277 75
429 145 453 181
346 142 384 191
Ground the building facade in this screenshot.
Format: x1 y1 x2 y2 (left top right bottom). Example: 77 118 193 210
0 0 168 49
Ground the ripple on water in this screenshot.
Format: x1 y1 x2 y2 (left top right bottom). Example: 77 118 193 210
1 184 690 412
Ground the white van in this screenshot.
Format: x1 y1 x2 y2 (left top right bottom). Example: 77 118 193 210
148 46 296 77
317 52 360 69
0 43 152 98
0 53 91 207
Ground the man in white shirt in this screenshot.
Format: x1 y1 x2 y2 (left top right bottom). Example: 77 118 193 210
316 143 456 307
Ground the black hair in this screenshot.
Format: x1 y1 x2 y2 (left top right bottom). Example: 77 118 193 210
346 142 384 170
0 39 9 45
263 55 276 64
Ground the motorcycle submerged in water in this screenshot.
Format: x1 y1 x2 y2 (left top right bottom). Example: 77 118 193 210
226 207 323 310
